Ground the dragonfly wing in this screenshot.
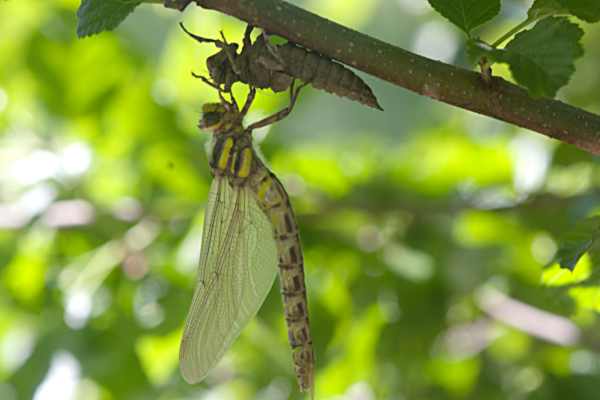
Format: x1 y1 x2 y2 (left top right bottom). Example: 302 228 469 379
180 177 278 384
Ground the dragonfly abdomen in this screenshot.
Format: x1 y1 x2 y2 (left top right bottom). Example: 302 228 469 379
250 167 315 394
277 43 382 110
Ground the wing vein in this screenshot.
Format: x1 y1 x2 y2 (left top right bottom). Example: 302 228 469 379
180 177 278 384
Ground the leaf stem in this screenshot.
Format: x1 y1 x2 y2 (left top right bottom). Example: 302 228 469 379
491 17 536 48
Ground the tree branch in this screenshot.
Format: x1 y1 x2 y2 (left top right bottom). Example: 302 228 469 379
167 0 600 155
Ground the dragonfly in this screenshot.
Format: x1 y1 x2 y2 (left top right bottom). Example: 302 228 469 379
179 78 314 396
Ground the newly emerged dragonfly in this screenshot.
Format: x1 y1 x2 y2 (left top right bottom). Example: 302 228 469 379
179 80 314 395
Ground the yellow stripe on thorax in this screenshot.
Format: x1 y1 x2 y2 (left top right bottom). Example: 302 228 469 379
237 148 253 178
217 137 234 171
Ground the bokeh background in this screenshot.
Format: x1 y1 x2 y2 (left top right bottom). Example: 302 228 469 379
2 0 600 399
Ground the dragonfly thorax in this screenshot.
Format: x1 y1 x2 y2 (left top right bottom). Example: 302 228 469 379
209 129 256 185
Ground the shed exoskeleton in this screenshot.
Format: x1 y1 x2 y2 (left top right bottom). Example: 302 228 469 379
181 23 382 110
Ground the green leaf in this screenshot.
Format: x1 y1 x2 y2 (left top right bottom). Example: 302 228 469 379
557 0 600 22
528 0 568 19
77 0 144 37
553 216 600 270
504 17 583 97
467 17 583 97
428 0 501 35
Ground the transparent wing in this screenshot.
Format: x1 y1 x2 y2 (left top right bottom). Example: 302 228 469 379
179 176 278 384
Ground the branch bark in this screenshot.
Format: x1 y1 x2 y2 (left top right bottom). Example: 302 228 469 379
166 0 600 155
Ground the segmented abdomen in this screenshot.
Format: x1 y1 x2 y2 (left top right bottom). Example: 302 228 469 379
249 164 314 394
278 43 382 110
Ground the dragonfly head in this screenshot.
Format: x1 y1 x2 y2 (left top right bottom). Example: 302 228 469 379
199 102 242 133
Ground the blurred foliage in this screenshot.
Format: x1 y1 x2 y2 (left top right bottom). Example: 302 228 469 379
1 1 600 400
552 216 600 270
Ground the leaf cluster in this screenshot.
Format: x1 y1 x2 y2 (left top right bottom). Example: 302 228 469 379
429 0 600 97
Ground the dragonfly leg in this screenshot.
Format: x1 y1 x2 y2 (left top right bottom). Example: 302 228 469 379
243 24 254 48
246 79 307 131
179 23 224 48
191 72 220 90
228 88 240 112
241 87 257 117
290 79 309 105
192 72 238 111
219 31 242 76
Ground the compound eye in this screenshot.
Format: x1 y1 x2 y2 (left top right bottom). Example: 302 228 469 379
202 102 224 113
199 111 223 130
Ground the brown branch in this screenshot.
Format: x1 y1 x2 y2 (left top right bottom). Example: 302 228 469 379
166 0 600 155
